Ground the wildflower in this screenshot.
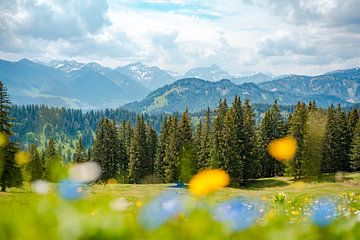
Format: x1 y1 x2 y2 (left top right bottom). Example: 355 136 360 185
138 191 186 229
268 136 297 161
310 198 338 227
213 198 265 231
189 169 230 196
110 198 130 211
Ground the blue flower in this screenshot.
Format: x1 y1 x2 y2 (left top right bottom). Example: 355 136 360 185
58 179 84 200
310 198 338 227
139 190 186 230
213 198 265 231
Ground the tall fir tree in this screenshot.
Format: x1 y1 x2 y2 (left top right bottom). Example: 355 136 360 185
210 99 228 168
86 148 92 162
163 116 180 182
178 109 195 181
74 137 85 163
243 99 260 180
0 81 22 191
198 107 212 170
348 109 359 140
336 105 351 171
154 116 169 181
322 105 338 173
350 120 360 171
44 138 62 182
146 121 158 176
302 106 327 176
128 116 148 183
287 102 307 179
28 144 43 181
259 101 286 177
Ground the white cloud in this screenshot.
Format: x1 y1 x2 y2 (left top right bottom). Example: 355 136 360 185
0 0 359 76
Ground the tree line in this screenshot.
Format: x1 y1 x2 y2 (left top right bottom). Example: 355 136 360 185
1 80 360 190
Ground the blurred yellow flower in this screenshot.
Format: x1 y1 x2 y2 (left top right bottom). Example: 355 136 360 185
15 151 31 165
0 132 8 147
189 169 230 196
268 136 297 161
106 178 118 184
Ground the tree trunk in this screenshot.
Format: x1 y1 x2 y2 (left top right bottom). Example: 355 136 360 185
1 183 5 192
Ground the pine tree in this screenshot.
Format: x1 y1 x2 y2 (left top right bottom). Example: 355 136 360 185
75 137 85 163
322 105 338 173
259 101 286 177
302 106 327 176
350 120 360 171
163 116 180 182
146 121 158 176
194 119 203 172
348 109 359 140
336 105 351 171
287 102 307 179
44 138 62 182
210 99 228 168
243 99 260 180
0 81 22 191
154 116 169 181
198 107 212 170
28 144 43 181
128 116 148 183
178 109 194 181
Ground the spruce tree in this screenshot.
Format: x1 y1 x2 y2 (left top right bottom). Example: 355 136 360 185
302 107 327 176
0 81 22 191
287 102 307 179
146 121 158 176
322 105 338 173
243 99 260 180
178 109 194 181
348 109 359 140
210 99 228 168
154 116 169 181
86 148 92 162
350 120 360 171
163 116 180 182
336 105 351 171
75 137 85 163
259 101 286 177
28 144 43 181
44 138 62 182
128 116 147 183
198 107 212 170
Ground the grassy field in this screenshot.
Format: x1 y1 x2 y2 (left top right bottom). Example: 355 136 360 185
1 172 359 240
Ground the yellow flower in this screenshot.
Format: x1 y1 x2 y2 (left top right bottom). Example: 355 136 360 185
268 136 297 161
0 132 8 147
15 151 31 165
189 169 230 196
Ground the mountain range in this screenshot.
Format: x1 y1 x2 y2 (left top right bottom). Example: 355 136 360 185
0 58 358 111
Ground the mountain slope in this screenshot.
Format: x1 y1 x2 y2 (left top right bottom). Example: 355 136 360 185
116 62 175 90
259 68 360 103
0 59 150 108
183 64 231 82
122 78 348 113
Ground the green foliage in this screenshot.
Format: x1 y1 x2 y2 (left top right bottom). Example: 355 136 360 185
350 120 360 170
28 144 43 181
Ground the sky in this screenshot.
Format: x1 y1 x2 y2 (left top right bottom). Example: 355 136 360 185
0 0 359 76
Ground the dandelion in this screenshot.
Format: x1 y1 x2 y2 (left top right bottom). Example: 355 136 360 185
189 169 230 196
15 151 31 165
213 198 265 231
268 136 297 161
138 191 186 230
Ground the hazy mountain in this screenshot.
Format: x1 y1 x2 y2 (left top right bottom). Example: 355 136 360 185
259 68 360 103
230 73 274 84
122 77 348 113
183 64 231 81
0 59 150 109
116 62 175 90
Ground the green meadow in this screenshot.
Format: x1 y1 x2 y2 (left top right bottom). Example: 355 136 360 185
1 172 359 240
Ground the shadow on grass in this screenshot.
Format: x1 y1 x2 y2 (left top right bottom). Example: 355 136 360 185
243 179 289 190
290 173 353 183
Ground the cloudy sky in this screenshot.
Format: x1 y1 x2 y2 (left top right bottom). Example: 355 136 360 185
0 0 359 75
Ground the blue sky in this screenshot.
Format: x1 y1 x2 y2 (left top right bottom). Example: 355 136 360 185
0 0 359 75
